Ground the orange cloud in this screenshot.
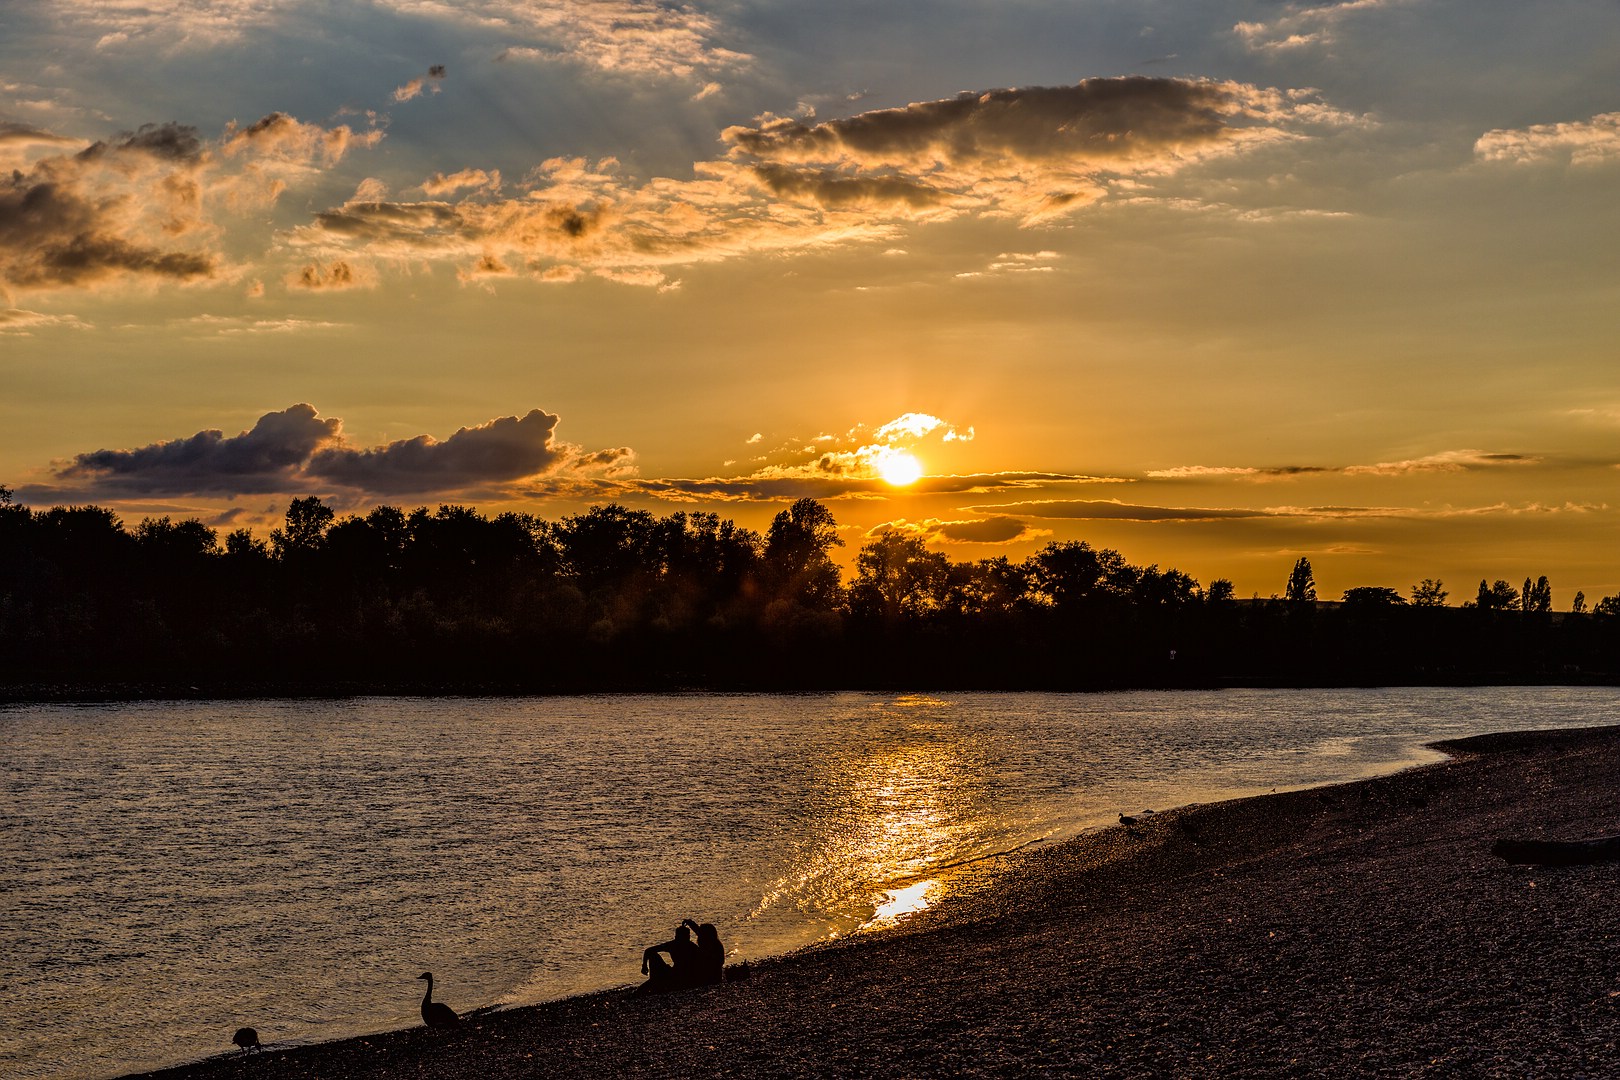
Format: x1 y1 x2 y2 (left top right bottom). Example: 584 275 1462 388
1475 112 1620 167
289 77 1359 285
0 114 383 295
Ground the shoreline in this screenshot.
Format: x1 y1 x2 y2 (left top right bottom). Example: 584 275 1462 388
9 673 1620 706
126 722 1620 1078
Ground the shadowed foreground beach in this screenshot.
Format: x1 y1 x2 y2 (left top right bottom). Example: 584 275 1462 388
133 724 1620 1078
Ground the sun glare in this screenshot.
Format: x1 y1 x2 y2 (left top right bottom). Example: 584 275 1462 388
878 451 923 487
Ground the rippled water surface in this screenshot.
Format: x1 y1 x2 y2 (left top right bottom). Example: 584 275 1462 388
3 687 1616 1078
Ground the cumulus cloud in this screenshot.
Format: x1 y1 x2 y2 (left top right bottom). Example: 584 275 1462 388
38 403 619 500
1474 112 1620 167
292 77 1358 285
307 409 570 493
54 403 342 495
0 114 383 295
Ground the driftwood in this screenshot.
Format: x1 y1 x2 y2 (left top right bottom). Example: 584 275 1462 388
1492 835 1620 866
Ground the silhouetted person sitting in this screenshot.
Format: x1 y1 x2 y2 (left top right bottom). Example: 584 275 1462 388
635 923 699 995
688 920 725 986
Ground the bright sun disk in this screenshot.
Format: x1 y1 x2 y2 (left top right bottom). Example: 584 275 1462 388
879 451 923 487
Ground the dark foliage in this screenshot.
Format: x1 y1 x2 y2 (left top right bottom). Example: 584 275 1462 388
1 485 1617 698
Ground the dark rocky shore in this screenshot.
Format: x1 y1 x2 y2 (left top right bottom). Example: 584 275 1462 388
131 725 1620 1078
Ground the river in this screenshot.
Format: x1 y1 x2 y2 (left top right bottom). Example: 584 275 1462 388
3 687 1614 1078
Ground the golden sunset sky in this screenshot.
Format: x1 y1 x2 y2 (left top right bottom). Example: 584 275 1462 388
3 1 1618 602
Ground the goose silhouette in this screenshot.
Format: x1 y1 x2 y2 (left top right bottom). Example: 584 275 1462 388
417 972 459 1028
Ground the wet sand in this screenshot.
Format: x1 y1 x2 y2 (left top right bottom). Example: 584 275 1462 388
132 724 1620 1078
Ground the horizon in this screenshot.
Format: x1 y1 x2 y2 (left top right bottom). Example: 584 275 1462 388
4 2 1619 605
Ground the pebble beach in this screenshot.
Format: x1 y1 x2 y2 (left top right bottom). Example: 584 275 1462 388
130 724 1620 1078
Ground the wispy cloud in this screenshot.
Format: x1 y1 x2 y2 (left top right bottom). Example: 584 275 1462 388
1147 450 1536 481
392 64 447 104
975 498 1605 523
45 0 751 80
1233 0 1406 53
0 308 91 334
480 0 752 79
978 499 1273 522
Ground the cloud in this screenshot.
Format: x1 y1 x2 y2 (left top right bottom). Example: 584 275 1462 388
1146 450 1534 480
722 77 1356 225
422 168 501 196
54 403 342 495
289 259 375 290
292 77 1359 285
35 403 619 500
871 516 1049 546
0 120 80 167
575 470 1122 505
393 64 447 103
1342 450 1537 476
0 115 382 295
1234 0 1405 53
175 314 343 336
45 0 284 48
1474 112 1620 167
307 409 571 493
0 308 91 334
980 499 1272 521
478 0 752 80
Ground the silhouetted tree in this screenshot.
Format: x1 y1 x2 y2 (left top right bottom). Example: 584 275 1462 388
1410 578 1447 607
1026 541 1131 609
271 497 334 560
1342 586 1406 607
1473 579 1519 612
1572 591 1587 615
1523 575 1552 614
1206 579 1236 604
850 532 952 621
1284 557 1316 604
763 498 844 610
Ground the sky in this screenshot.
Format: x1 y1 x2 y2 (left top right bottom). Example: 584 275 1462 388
3 0 1619 603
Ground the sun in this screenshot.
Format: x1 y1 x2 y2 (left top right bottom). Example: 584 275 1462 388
878 451 924 487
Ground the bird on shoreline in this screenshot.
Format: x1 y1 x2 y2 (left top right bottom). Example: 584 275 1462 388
417 972 460 1028
231 1027 260 1053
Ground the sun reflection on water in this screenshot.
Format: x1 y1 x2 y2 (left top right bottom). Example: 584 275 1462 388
864 878 943 928
752 695 999 938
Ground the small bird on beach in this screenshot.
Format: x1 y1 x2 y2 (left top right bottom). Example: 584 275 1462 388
1119 813 1139 825
231 1027 261 1053
417 972 460 1028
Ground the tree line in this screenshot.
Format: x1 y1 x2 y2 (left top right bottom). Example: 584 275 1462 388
3 486 1618 696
